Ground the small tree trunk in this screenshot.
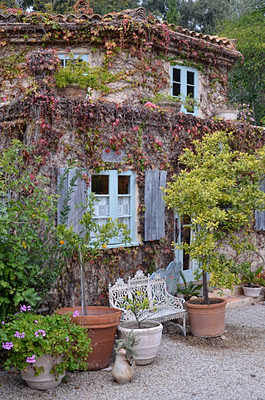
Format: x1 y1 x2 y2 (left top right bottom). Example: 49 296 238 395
202 270 210 305
80 250 87 316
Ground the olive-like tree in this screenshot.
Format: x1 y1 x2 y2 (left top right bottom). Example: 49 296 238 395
163 131 265 304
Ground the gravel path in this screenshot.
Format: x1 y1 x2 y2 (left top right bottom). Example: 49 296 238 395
1 303 265 400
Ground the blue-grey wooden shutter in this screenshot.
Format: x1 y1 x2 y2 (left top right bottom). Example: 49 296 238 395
57 168 87 234
255 179 265 230
144 170 167 241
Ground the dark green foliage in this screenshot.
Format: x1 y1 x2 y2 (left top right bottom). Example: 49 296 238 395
177 271 203 300
220 5 265 126
0 140 65 318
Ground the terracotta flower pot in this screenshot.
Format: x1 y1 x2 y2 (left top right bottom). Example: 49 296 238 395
56 306 121 370
186 298 227 337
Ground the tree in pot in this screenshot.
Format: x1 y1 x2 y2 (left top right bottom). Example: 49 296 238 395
117 292 163 365
163 131 265 337
56 165 132 369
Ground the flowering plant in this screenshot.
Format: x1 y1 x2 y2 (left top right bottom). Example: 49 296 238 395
0 307 92 376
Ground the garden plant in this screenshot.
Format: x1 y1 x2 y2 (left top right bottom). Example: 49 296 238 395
163 130 265 303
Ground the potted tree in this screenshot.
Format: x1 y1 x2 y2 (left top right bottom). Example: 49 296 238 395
117 292 163 365
56 166 132 370
0 307 92 390
163 131 265 337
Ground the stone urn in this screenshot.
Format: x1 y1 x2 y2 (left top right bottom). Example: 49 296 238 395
21 355 65 390
112 348 135 384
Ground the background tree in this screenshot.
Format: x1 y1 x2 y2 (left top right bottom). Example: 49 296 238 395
141 0 169 20
219 4 265 126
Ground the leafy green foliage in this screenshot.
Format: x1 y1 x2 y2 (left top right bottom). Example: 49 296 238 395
54 55 117 93
125 291 150 329
115 330 139 365
177 271 203 300
163 131 265 301
0 310 92 374
0 140 65 319
219 6 265 125
238 262 265 286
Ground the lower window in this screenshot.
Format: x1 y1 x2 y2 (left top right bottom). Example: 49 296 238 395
90 170 137 246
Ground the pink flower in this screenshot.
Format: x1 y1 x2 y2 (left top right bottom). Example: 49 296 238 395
73 310 80 317
26 355 36 363
2 342 13 350
144 102 157 109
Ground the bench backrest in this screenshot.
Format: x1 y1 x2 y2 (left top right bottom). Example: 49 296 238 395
109 270 167 313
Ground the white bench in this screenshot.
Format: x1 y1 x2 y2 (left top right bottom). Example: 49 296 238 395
109 270 186 336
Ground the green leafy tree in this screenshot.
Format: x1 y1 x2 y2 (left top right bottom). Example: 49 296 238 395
219 5 265 125
141 0 169 20
163 131 265 304
167 0 180 24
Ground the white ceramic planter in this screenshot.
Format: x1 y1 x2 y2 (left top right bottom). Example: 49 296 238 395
117 320 163 365
21 354 65 390
243 286 263 298
215 109 239 121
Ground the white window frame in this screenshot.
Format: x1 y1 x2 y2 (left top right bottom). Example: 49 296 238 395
57 53 89 68
89 170 138 248
170 65 199 116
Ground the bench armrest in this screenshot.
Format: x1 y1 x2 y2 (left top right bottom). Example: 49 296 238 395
165 292 185 309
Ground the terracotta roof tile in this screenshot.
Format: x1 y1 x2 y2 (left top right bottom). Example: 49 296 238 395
0 7 237 50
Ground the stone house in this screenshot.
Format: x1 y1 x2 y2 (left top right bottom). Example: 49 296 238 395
0 7 264 309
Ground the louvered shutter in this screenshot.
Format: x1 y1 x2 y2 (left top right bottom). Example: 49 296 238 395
57 168 87 234
144 170 167 241
255 179 265 230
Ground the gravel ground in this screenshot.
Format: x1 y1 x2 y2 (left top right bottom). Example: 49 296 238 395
1 303 265 400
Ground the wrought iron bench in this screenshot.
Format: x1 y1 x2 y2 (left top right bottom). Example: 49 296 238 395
109 270 186 336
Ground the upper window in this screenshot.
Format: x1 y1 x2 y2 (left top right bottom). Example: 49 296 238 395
171 65 199 115
90 170 137 247
57 53 89 68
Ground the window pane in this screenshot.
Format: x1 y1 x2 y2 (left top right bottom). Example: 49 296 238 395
94 197 109 217
187 71 194 85
173 68 181 82
187 86 194 97
118 176 130 194
92 175 109 194
173 82 181 96
118 196 130 216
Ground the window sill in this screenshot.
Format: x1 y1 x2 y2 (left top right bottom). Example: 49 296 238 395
106 241 139 249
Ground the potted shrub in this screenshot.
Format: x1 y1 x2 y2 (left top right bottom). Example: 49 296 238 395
56 166 131 370
163 131 265 337
117 292 163 365
239 262 265 297
177 271 203 301
0 307 92 390
55 53 115 99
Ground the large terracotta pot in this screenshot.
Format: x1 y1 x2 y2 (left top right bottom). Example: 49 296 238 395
56 306 121 370
186 298 227 337
118 320 163 365
21 354 65 390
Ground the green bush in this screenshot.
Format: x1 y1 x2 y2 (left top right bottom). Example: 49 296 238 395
0 140 65 318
